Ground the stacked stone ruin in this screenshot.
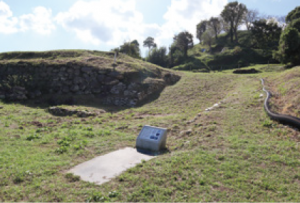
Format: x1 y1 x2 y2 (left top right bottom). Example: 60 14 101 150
0 61 180 107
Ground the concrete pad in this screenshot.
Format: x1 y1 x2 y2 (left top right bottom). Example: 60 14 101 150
68 147 154 185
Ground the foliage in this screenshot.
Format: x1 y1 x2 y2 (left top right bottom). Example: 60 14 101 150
169 46 185 67
178 30 274 72
221 1 248 43
119 40 141 59
202 29 215 48
146 47 168 67
143 37 157 50
209 17 223 40
274 27 300 65
196 20 208 44
251 19 282 50
286 6 300 23
290 18 300 32
173 31 194 58
274 6 300 65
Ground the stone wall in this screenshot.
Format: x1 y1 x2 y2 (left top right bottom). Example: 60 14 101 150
0 61 180 107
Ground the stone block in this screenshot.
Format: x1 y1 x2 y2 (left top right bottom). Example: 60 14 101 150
136 125 167 154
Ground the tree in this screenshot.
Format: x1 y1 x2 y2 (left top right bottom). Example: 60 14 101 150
119 40 141 59
274 27 300 65
147 47 168 67
274 6 300 65
202 29 215 48
143 37 157 50
290 18 300 32
221 1 248 43
244 9 259 30
173 31 194 59
286 6 300 23
251 19 282 49
196 20 208 44
168 45 177 67
208 17 223 40
131 40 139 49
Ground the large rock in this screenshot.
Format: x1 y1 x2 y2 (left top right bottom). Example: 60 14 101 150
70 85 80 92
128 83 141 91
108 71 124 80
73 77 84 84
62 86 70 93
81 66 92 73
124 90 137 97
110 82 126 95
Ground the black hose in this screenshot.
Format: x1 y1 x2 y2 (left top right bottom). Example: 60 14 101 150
261 78 300 130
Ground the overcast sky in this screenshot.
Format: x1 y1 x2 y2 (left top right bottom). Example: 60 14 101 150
0 0 298 56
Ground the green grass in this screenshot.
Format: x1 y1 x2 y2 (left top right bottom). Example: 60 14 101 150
0 49 172 78
1 65 300 201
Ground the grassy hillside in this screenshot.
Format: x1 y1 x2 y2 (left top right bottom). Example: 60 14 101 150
173 31 278 72
0 50 171 75
264 66 300 118
1 60 300 201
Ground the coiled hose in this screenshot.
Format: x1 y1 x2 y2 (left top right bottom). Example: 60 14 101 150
261 78 300 130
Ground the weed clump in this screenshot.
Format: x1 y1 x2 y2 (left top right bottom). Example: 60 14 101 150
25 134 40 141
86 192 108 202
65 173 80 182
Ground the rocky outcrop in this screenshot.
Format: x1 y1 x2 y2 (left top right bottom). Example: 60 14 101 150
0 60 180 107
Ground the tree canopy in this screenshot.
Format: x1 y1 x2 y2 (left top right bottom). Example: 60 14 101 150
221 1 248 43
251 19 282 49
209 17 223 40
244 9 259 30
173 31 194 59
146 47 168 67
290 18 300 32
286 6 300 23
143 37 157 50
202 29 214 48
196 20 208 44
119 40 141 59
275 6 300 65
274 27 300 65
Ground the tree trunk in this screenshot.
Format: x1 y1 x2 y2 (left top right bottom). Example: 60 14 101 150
230 28 233 43
184 47 188 59
234 28 238 43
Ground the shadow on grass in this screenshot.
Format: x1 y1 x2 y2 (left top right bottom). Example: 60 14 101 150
0 88 165 115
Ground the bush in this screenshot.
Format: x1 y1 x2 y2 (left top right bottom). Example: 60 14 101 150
274 27 300 65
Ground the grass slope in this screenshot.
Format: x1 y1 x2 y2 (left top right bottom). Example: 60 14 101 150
1 65 300 202
264 66 300 118
173 31 277 72
0 49 174 77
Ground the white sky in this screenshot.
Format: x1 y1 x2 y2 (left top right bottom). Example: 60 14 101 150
0 0 298 56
